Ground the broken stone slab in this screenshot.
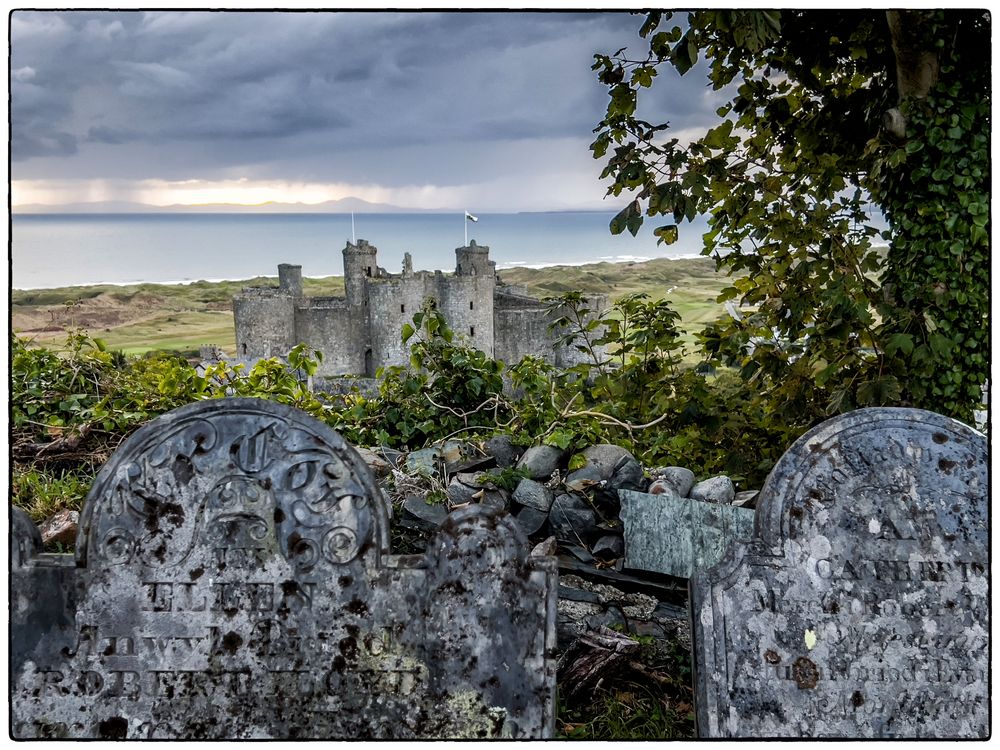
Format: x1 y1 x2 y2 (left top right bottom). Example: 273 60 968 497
688 475 736 504
548 493 598 545
619 490 754 579
648 466 695 497
39 509 79 547
512 478 554 512
405 446 440 477
516 445 565 480
11 398 558 739
732 490 759 508
691 407 989 739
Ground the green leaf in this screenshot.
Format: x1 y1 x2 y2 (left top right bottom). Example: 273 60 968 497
654 225 679 245
884 333 914 357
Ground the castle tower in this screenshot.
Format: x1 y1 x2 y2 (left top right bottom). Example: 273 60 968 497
343 239 378 306
455 240 492 277
277 263 303 298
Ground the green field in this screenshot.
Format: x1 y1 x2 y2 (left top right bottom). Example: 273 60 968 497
12 257 735 355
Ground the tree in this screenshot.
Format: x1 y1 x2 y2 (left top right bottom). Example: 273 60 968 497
592 10 989 425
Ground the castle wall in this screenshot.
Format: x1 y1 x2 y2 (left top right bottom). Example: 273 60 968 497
494 306 553 366
295 300 368 376
440 274 495 356
232 290 296 358
493 291 610 368
367 276 433 370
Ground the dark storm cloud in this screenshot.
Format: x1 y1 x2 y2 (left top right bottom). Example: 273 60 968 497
11 9 722 192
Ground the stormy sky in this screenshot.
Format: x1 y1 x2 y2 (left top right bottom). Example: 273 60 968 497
11 10 722 211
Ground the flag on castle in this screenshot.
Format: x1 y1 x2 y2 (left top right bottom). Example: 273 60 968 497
464 210 478 245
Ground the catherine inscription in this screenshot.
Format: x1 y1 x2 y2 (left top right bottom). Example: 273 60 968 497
690 408 988 738
11 398 557 739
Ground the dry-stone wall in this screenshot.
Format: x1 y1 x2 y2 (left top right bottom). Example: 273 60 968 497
11 398 557 739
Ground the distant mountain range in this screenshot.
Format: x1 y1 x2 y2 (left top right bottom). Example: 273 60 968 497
13 197 620 215
12 197 456 214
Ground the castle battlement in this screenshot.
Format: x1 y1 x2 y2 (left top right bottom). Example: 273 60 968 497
232 239 607 377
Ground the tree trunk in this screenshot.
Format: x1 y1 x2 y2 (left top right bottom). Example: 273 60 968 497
883 10 940 138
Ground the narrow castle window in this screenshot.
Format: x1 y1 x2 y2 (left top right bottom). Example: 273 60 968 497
470 326 475 336
366 266 372 277
469 301 474 310
401 304 406 313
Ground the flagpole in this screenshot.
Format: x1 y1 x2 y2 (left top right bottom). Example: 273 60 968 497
464 210 468 246
351 212 356 244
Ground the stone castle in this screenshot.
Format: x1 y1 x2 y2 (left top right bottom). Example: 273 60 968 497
232 239 607 378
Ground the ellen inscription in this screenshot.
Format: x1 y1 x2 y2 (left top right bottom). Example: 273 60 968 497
11 398 557 739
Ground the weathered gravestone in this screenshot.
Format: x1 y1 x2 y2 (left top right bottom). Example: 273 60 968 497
691 408 988 738
11 398 557 739
619 490 755 578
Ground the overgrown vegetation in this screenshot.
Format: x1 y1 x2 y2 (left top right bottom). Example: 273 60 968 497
12 289 792 527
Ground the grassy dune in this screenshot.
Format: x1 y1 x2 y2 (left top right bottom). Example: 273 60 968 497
12 257 734 355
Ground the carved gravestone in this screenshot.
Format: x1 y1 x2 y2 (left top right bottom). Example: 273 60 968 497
691 408 988 738
11 398 557 739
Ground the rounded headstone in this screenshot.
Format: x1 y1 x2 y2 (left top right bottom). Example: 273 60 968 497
691 408 989 739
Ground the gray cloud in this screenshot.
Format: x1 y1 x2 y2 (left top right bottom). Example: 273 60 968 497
11 10 723 206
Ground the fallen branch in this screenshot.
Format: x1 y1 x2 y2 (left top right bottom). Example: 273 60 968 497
557 626 641 702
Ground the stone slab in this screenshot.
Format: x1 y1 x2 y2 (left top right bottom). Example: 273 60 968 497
11 398 557 739
619 490 754 578
690 408 989 738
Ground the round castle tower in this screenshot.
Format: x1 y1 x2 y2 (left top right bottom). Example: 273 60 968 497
343 239 378 306
455 240 492 277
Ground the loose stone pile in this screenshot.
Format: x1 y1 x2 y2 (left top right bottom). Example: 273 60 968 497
386 437 758 581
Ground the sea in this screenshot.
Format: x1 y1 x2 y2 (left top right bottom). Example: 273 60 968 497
10 212 712 290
